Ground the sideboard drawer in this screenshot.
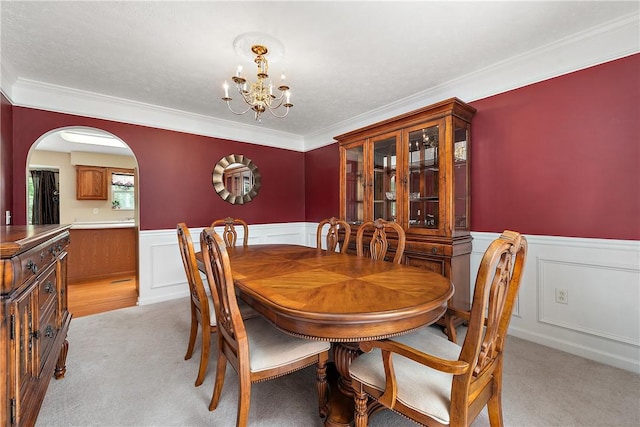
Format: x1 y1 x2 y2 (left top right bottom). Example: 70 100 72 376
11 234 69 293
37 264 58 314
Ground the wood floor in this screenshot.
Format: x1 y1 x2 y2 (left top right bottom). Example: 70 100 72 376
68 275 139 318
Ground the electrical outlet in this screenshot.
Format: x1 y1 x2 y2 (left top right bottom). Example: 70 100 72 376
93 208 99 214
555 288 568 304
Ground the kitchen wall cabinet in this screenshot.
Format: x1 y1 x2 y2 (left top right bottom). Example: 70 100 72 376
337 98 476 317
76 165 107 200
1 225 71 426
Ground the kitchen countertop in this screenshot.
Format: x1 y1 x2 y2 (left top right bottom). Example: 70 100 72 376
71 220 136 229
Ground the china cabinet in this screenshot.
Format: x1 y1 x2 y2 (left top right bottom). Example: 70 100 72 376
337 98 476 317
1 225 71 426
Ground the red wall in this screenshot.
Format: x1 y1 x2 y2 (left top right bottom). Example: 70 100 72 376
11 109 305 230
301 55 640 240
304 143 340 222
469 54 639 240
1 93 13 220
8 55 639 240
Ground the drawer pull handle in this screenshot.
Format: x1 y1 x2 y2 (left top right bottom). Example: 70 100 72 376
32 326 55 340
431 247 437 254
44 325 55 338
26 260 38 274
45 282 55 294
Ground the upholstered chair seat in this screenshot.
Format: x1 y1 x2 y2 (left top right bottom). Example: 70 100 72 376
350 326 462 425
244 316 331 374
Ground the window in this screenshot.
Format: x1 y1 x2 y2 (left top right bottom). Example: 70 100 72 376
111 170 135 210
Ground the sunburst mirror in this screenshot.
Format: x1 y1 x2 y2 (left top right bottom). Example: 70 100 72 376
212 154 261 204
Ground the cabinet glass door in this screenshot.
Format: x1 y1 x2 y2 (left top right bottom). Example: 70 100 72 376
406 124 441 231
372 134 398 222
453 118 470 231
344 144 365 224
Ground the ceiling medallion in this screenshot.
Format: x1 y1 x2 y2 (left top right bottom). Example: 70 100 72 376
222 33 292 122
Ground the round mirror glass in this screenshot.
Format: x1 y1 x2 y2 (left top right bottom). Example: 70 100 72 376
212 154 261 204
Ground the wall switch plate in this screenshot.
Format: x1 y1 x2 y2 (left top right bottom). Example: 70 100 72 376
93 208 99 214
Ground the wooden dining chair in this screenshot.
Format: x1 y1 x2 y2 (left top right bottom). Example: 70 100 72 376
211 217 249 247
200 228 331 426
355 218 406 264
177 223 258 387
316 217 352 253
176 222 216 387
349 230 528 427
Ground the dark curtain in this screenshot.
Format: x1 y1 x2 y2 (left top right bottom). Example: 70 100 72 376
31 170 59 225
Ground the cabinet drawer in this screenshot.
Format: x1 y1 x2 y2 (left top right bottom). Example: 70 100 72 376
37 304 59 378
422 242 449 257
14 234 69 291
405 255 445 275
37 264 58 313
405 241 450 257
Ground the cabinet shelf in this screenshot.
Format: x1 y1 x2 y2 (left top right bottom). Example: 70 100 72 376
409 162 439 172
410 196 439 202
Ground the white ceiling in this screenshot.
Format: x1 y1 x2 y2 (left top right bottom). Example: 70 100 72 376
2 1 639 154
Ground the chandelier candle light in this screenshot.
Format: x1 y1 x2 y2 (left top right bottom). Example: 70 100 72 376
222 43 293 121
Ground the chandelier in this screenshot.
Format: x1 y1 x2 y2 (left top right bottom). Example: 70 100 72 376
222 43 293 121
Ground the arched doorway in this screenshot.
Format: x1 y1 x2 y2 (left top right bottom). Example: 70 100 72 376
27 127 139 317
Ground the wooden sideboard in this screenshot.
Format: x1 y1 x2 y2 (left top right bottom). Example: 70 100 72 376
1 225 71 426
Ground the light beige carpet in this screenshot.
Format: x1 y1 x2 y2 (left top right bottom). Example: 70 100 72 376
36 297 640 426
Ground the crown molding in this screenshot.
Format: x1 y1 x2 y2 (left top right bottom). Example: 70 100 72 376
5 12 638 153
303 12 640 151
10 79 305 151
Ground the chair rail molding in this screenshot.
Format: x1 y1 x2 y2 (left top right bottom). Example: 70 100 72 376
138 224 640 373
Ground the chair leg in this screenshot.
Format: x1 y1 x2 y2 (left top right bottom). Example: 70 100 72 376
184 308 198 360
209 352 227 411
194 326 211 386
487 392 504 427
487 368 504 427
236 371 252 427
353 387 369 427
316 357 328 418
445 313 458 343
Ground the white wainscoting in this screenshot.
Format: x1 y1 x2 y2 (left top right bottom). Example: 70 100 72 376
138 223 310 306
138 224 640 373
471 232 640 374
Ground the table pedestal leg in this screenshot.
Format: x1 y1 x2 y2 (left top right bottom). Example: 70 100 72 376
324 343 361 427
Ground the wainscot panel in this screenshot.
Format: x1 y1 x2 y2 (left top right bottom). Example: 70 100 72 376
138 223 309 306
471 232 640 374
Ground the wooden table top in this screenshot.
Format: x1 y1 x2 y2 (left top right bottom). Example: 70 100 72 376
201 244 454 342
